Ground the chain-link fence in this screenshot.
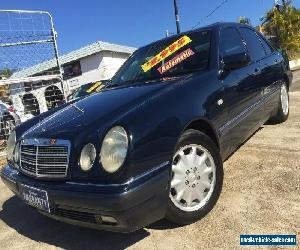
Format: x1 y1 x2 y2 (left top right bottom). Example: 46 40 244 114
0 10 66 155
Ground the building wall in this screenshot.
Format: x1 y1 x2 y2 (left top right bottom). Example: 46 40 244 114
11 82 63 113
290 59 300 70
10 82 63 121
99 51 129 79
65 51 129 93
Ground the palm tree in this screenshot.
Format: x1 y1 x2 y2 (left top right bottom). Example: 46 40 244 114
262 1 300 59
238 16 251 25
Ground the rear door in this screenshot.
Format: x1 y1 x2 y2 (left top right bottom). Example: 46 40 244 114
255 31 283 112
238 27 281 119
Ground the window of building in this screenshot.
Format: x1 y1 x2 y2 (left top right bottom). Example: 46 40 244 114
63 61 82 80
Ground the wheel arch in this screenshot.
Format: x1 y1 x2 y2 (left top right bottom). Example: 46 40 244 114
183 118 220 150
283 74 291 91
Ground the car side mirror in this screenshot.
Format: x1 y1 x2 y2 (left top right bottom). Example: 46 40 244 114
222 53 250 71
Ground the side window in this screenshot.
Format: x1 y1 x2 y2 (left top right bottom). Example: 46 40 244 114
256 32 273 55
219 27 246 58
239 27 266 62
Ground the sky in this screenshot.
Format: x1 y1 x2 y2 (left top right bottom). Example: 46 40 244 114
1 0 300 54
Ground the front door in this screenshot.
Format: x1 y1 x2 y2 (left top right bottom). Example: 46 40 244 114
218 27 263 154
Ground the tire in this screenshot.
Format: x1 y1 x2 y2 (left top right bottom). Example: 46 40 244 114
166 129 223 225
271 82 289 124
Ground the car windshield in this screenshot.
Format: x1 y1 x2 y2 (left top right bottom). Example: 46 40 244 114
68 81 105 101
111 30 211 85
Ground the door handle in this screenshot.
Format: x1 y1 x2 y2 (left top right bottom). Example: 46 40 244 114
217 99 224 106
252 67 261 76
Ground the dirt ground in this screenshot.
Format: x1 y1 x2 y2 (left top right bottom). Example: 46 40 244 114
0 74 299 249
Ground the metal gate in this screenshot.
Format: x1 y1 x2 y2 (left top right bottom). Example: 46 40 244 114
0 10 66 155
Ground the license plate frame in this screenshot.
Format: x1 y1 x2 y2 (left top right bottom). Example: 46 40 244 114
19 184 50 213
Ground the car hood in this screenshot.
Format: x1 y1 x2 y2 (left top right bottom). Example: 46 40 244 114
21 78 183 139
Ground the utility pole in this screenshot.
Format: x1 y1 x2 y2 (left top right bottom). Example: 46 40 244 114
173 0 181 34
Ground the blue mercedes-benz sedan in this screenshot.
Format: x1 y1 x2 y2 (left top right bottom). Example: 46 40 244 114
1 22 292 232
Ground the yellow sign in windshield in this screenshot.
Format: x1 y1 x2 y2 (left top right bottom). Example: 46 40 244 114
86 81 103 93
141 35 192 73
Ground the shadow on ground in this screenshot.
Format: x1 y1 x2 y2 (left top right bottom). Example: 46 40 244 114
0 196 151 250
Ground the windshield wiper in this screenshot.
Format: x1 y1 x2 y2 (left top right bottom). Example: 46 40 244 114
108 79 137 88
163 68 206 78
133 69 204 82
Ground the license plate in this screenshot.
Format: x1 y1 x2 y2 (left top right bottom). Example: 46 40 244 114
19 184 50 213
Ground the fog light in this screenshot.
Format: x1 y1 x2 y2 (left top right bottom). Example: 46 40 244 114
79 143 96 171
95 215 102 224
101 215 118 225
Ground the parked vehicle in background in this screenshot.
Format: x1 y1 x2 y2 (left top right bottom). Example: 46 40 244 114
0 101 21 140
1 22 292 232
67 81 108 101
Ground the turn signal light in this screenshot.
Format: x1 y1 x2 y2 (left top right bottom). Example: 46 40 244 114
95 215 118 225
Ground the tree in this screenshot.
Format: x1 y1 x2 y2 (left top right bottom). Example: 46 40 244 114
238 16 251 25
0 68 13 78
262 1 300 59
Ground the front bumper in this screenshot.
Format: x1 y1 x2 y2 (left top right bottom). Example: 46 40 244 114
1 163 170 232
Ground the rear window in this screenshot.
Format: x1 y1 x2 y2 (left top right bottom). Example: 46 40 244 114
256 32 274 55
239 27 266 62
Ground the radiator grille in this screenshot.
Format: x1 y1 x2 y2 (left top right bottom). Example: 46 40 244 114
20 143 69 178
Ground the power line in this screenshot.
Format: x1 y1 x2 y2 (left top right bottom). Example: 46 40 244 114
192 0 229 29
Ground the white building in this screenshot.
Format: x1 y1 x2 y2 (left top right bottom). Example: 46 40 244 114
7 41 136 117
61 41 136 92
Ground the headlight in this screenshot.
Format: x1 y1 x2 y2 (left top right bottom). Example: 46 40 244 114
79 143 96 171
100 126 128 173
6 130 16 161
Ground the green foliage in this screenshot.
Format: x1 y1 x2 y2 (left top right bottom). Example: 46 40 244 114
0 68 13 77
262 1 300 59
238 16 251 25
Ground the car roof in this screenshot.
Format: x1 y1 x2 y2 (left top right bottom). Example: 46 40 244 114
139 22 251 50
